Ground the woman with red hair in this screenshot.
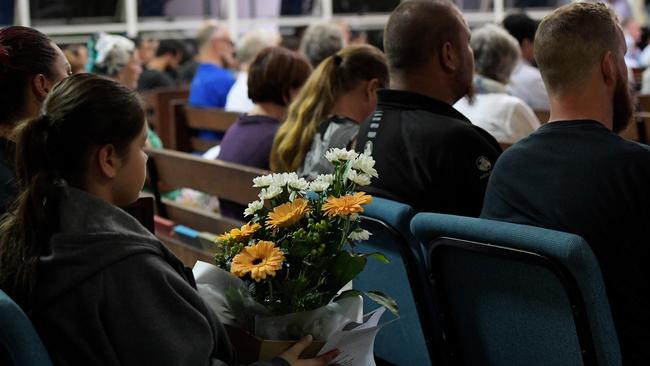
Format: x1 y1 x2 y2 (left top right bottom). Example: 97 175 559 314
0 26 71 213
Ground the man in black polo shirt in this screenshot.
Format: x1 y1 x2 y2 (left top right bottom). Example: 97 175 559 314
356 0 501 216
481 3 650 364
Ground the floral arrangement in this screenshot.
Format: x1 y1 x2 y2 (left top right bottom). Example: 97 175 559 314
214 148 397 317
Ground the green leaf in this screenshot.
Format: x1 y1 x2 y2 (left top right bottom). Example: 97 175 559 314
367 291 399 316
364 252 390 264
288 241 311 257
333 289 364 302
331 252 367 289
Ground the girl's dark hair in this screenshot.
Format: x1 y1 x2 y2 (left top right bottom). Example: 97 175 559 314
0 73 145 308
0 26 59 125
247 46 312 107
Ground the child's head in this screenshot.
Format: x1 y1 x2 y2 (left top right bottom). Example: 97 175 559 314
1 73 147 306
16 73 147 206
271 44 388 172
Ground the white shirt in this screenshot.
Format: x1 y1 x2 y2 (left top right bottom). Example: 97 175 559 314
507 60 550 111
225 72 254 113
455 93 541 144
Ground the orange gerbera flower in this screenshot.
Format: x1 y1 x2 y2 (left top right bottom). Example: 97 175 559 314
217 222 261 243
231 241 285 282
322 192 373 217
266 198 310 229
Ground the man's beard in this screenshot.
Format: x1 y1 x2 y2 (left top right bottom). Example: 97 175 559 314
612 74 634 134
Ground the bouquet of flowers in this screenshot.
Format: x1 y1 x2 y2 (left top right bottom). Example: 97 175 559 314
200 148 397 347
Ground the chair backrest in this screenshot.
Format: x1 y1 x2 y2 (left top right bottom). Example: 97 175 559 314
141 86 190 148
170 102 240 153
0 289 53 366
146 148 267 234
354 197 439 366
410 213 621 366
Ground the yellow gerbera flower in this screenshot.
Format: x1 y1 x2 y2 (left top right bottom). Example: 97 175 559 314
217 222 261 243
231 241 285 282
322 192 373 217
266 198 310 229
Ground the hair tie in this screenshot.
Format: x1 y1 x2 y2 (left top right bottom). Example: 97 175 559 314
333 54 343 66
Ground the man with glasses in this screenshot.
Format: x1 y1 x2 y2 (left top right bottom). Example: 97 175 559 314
189 20 236 109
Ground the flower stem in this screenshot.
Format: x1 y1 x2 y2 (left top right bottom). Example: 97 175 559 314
268 280 274 303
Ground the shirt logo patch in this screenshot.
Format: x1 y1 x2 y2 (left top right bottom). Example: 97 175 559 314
476 156 492 172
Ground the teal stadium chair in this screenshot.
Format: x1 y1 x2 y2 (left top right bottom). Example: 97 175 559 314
0 289 52 366
410 213 621 366
354 197 442 365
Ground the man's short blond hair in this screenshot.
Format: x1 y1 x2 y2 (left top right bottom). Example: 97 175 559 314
534 2 621 94
197 20 227 49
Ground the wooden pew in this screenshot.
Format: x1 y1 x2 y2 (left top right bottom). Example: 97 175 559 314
141 86 190 148
169 100 240 153
122 195 213 267
146 148 267 235
146 148 268 266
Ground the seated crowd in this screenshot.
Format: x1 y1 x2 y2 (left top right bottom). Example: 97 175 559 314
0 0 649 365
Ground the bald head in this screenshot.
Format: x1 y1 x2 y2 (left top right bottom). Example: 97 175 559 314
384 0 463 71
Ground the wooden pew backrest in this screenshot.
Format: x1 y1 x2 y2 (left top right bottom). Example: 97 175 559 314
170 103 240 153
146 148 268 234
141 87 190 148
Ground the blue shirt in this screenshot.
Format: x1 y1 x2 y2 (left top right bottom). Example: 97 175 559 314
189 64 236 108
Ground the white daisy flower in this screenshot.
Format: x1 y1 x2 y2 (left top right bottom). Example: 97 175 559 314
252 174 274 188
345 169 371 186
259 185 283 200
325 148 358 163
288 177 309 191
243 200 264 217
348 229 371 241
351 153 378 178
316 174 335 184
309 180 330 192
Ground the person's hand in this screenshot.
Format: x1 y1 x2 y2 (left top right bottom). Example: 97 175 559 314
278 335 340 366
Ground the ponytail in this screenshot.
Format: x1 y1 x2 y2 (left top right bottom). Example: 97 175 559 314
0 114 63 308
270 44 388 173
270 55 340 172
0 73 145 310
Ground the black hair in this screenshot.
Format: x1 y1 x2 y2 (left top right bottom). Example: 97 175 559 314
155 39 186 58
0 73 145 309
502 13 538 45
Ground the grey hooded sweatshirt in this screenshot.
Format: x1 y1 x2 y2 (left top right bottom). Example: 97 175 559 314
28 186 288 366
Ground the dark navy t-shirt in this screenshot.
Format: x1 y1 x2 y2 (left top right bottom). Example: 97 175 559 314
481 120 650 365
188 64 236 108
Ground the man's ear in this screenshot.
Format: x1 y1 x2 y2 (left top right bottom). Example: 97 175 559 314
365 78 380 99
440 41 456 72
96 144 121 179
31 74 50 101
601 51 616 88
